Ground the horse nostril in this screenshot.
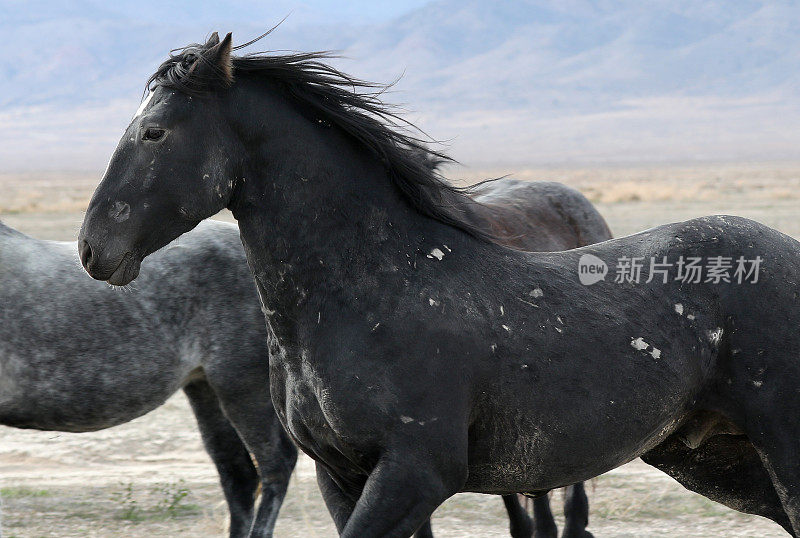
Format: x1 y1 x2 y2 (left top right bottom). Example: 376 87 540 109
79 239 94 269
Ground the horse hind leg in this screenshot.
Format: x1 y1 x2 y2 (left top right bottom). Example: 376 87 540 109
643 433 792 534
747 414 800 537
729 350 800 536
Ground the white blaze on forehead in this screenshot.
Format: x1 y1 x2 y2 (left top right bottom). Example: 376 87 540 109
133 91 155 119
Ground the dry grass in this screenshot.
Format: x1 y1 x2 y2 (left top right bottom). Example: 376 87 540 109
450 161 800 203
0 172 99 215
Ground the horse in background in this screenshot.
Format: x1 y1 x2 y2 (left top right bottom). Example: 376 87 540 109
0 219 294 537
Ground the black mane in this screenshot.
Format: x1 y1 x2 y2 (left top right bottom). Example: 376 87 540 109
147 35 496 242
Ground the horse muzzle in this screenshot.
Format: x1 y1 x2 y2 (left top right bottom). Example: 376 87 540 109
78 238 142 286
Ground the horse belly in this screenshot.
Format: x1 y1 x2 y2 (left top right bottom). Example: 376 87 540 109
0 349 198 432
464 370 698 492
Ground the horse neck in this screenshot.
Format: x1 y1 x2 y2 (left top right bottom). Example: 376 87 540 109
228 99 474 336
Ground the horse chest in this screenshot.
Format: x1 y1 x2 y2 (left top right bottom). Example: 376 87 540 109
272 357 383 470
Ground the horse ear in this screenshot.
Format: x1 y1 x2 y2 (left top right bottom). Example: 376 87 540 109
191 32 234 87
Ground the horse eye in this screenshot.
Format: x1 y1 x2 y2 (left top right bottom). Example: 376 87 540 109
142 127 166 141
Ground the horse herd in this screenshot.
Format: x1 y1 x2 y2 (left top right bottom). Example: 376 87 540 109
2 32 800 538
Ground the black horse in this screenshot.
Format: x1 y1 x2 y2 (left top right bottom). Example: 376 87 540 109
79 33 799 537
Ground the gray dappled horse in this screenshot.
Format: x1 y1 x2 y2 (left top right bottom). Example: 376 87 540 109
1 173 610 538
0 219 293 537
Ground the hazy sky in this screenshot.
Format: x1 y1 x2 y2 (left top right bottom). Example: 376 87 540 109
91 0 434 25
285 0 432 22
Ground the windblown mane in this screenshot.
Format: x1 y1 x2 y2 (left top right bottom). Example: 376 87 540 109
146 34 497 242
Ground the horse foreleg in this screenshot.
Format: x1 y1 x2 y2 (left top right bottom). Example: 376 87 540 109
316 461 358 533
211 381 297 537
338 447 466 538
562 483 592 538
529 494 557 538
247 426 297 537
500 495 534 538
183 379 259 538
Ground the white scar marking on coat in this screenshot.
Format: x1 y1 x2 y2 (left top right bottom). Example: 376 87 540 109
687 314 696 320
650 348 661 359
428 298 439 307
517 297 539 308
490 343 497 353
555 326 563 333
502 324 510 332
530 288 544 298
500 305 505 316
443 245 451 252
427 248 445 260
674 303 684 315
372 323 380 331
631 337 649 351
556 316 563 324
317 312 321 324
753 380 763 388
109 201 130 223
707 327 723 345
134 91 155 118
400 416 415 424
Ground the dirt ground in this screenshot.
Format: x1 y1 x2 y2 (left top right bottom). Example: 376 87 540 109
1 163 798 537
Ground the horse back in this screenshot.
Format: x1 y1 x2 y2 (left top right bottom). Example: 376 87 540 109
471 179 612 251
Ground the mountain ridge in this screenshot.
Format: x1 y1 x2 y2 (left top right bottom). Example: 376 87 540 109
1 0 798 170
